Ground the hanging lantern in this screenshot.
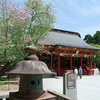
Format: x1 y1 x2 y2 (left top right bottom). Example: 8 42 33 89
94 55 96 58
60 53 62 56
76 50 79 54
72 54 74 57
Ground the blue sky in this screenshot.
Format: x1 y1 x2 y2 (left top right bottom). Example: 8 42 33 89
13 0 100 39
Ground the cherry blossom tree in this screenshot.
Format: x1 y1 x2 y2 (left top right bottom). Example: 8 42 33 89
0 0 56 77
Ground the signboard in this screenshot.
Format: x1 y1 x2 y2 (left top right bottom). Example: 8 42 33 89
67 73 75 89
63 72 77 100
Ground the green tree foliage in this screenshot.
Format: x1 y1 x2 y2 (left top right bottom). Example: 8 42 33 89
90 44 100 68
0 0 56 77
25 0 56 44
93 31 100 44
84 31 100 44
83 34 94 43
84 31 100 69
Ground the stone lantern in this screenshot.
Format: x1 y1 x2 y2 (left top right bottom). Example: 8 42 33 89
6 45 56 100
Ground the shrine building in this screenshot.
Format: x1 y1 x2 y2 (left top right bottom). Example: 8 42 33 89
38 29 100 76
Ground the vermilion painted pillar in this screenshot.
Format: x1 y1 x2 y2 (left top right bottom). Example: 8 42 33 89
80 56 82 67
39 54 42 61
58 54 60 76
86 58 88 65
90 56 92 69
50 54 53 69
70 56 72 70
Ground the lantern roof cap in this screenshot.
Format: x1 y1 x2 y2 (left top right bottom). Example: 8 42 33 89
6 61 52 75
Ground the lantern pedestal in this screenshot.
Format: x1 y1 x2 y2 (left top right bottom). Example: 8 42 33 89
9 91 56 100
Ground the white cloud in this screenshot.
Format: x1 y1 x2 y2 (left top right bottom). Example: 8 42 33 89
64 0 100 17
68 0 79 7
56 12 78 24
51 0 100 39
54 0 78 24
91 0 99 2
77 5 100 17
79 25 100 38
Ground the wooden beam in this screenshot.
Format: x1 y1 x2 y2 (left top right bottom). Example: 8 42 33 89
42 46 99 55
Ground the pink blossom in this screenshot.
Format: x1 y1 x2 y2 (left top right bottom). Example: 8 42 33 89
6 33 11 38
8 21 13 26
27 36 31 41
10 2 12 4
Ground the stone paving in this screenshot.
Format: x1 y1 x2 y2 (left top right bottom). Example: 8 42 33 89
43 75 100 100
0 75 100 100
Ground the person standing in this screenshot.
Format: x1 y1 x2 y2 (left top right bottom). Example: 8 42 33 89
74 67 78 79
79 66 83 79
